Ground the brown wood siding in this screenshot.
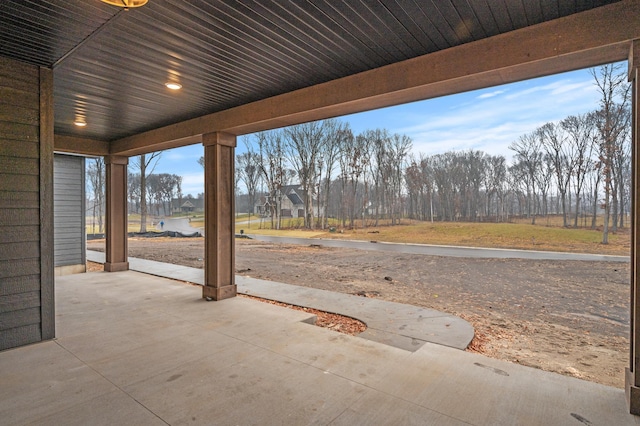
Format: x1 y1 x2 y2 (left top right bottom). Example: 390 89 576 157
0 104 39 126
0 174 39 191
0 57 52 350
0 259 40 279
0 191 39 209
0 156 39 175
0 275 41 296
0 225 39 244
0 307 41 330
0 292 40 312
0 140 39 158
0 324 41 351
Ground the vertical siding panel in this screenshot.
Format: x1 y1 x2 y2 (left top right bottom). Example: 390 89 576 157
54 154 86 267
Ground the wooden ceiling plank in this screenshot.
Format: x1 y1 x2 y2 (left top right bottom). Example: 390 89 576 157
466 0 501 37
378 0 445 51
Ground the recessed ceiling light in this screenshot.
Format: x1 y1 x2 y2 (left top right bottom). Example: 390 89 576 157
74 120 87 127
165 82 182 90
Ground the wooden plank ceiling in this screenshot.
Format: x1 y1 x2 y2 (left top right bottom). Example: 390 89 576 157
0 0 620 142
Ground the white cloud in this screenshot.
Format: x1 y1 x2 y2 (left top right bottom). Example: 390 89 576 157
477 90 505 99
180 172 204 196
392 70 601 160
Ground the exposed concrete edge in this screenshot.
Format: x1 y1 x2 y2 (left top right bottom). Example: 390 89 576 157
55 264 86 276
86 250 474 352
236 275 474 351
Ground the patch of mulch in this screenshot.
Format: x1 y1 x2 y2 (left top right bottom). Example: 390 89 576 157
240 294 367 336
86 261 103 272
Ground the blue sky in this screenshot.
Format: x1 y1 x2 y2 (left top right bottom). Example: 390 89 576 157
151 65 605 197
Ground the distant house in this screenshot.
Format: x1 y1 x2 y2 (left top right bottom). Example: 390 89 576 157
255 184 323 219
171 197 204 214
180 200 195 213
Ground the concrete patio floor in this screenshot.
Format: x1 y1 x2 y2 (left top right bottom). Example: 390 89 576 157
86 250 475 352
1 271 638 425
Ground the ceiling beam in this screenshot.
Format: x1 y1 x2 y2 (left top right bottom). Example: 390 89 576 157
54 134 109 156
110 0 640 156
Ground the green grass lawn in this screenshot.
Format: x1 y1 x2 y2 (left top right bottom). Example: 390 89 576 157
325 221 629 256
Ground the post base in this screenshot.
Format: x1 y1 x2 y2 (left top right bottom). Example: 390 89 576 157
626 368 640 415
202 284 237 301
104 261 129 272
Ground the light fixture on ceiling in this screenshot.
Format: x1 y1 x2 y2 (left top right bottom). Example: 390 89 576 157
101 0 148 10
74 119 87 127
165 82 182 90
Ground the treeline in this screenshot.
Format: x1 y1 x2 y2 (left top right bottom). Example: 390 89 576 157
238 122 411 230
127 172 182 218
87 151 183 233
238 63 630 243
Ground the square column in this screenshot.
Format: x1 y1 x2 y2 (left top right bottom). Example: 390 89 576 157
202 132 237 300
104 155 129 272
627 39 640 415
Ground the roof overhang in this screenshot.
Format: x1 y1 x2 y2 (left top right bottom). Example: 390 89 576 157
73 0 640 157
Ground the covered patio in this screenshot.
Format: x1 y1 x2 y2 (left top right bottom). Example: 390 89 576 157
1 270 636 425
2 0 640 421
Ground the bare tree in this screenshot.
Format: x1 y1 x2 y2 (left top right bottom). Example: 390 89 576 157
338 130 369 227
162 174 182 215
508 161 528 217
236 144 262 227
317 119 348 229
405 155 424 220
538 153 554 218
146 174 162 216
540 122 574 226
431 152 457 221
419 155 435 222
387 133 412 224
459 150 486 221
256 130 289 230
485 155 507 221
175 175 183 214
591 63 631 243
365 129 391 225
561 113 597 227
284 121 325 229
131 152 162 232
589 158 603 229
509 131 542 224
128 172 141 214
86 158 105 233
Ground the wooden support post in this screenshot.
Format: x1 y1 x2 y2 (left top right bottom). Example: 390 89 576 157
104 156 129 272
202 132 237 300
627 39 640 415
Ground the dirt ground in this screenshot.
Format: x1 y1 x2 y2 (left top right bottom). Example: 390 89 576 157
87 237 630 388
